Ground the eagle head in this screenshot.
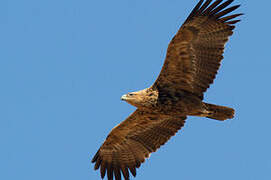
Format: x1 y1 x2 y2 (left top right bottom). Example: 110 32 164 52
121 88 158 108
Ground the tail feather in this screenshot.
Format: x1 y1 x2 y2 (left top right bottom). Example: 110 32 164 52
204 102 234 121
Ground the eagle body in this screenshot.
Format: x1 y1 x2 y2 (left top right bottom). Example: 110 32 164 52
155 88 205 116
121 87 204 117
92 1 242 180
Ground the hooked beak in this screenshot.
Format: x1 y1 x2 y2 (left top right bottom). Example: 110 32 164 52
121 94 128 101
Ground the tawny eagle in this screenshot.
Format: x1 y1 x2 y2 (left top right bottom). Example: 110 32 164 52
92 0 242 179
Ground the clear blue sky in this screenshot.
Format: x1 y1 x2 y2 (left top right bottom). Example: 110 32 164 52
2 0 271 180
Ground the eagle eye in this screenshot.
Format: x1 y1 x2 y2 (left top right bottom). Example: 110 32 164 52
128 93 134 96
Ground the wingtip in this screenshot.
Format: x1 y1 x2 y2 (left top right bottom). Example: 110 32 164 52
185 0 204 21
226 19 241 24
101 162 107 179
220 13 243 23
91 151 99 163
107 165 113 180
128 166 137 177
186 0 243 22
232 4 241 10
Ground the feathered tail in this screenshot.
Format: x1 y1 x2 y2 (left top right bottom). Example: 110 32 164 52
204 102 235 121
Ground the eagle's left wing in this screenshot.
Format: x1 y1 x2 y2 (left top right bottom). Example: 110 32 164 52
92 109 186 180
153 0 242 100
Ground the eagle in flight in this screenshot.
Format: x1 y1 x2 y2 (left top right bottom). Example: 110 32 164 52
92 0 242 179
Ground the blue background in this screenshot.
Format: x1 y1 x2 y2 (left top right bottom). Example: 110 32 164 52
2 0 271 179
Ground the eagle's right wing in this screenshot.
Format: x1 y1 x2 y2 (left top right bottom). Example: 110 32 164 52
92 109 186 180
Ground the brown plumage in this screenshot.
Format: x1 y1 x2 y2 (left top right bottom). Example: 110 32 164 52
92 0 242 179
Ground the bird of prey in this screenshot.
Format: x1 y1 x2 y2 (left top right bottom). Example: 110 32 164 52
92 0 242 180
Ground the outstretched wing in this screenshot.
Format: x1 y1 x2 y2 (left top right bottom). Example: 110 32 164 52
92 110 186 180
153 0 242 99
